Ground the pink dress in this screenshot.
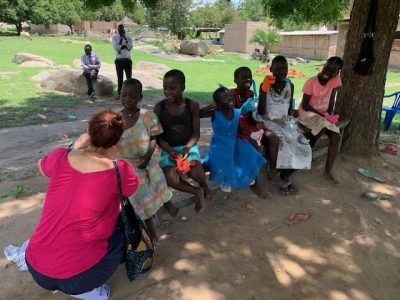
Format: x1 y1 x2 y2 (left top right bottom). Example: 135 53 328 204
26 148 139 279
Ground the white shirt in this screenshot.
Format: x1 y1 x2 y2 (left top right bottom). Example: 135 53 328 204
266 81 292 121
80 53 101 71
112 34 133 59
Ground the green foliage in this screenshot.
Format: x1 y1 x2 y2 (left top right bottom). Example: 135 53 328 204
249 29 280 53
142 37 179 53
146 0 192 35
262 0 350 25
1 185 27 198
95 0 126 21
237 0 269 22
0 0 39 34
191 1 240 28
84 0 158 10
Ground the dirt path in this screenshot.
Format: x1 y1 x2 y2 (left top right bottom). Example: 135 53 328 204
1 100 400 299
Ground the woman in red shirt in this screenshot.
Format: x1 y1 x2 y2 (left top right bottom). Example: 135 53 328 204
26 109 139 300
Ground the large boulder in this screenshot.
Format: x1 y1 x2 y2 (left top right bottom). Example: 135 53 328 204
180 40 208 56
135 61 170 77
133 45 162 54
13 53 55 67
34 68 113 96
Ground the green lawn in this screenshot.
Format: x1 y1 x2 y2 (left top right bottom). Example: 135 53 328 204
0 35 399 129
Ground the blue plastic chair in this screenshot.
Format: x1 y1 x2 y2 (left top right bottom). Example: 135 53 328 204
382 91 400 131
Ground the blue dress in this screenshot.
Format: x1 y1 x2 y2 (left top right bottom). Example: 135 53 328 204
204 109 266 189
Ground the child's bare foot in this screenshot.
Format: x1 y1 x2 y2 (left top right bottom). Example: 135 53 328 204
164 201 179 218
194 187 206 213
250 183 270 199
323 171 339 185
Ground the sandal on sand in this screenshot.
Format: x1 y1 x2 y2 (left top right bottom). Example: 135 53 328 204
285 211 312 225
279 183 299 196
357 167 386 183
361 191 391 201
383 145 397 155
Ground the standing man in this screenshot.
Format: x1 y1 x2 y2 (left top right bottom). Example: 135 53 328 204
81 44 101 99
112 24 133 97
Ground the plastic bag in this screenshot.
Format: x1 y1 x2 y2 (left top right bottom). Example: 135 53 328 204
4 239 29 271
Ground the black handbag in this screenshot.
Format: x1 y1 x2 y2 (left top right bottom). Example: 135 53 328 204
113 161 154 281
354 0 378 75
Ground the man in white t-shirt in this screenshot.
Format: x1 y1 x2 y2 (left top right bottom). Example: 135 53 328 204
112 24 133 97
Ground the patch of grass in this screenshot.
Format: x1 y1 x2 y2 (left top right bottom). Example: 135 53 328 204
0 35 399 128
0 184 29 199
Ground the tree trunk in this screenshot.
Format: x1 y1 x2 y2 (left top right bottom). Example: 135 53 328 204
15 22 22 35
68 24 74 35
336 0 400 155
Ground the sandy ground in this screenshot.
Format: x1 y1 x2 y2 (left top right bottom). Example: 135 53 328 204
1 96 400 300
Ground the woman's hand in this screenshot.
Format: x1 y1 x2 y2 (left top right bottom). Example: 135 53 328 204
74 132 90 150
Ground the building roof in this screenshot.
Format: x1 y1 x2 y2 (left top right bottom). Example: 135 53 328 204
279 30 338 36
120 16 139 27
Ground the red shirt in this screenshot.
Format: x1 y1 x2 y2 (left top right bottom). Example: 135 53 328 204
26 148 139 279
230 88 254 109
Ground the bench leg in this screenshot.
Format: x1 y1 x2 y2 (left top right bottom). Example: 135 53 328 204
383 111 395 131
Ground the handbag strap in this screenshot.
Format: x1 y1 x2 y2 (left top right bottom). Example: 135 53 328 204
364 0 378 35
113 160 140 229
113 161 147 250
113 160 128 208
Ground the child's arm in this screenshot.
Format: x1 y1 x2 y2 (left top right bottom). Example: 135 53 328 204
238 123 252 137
327 87 340 114
300 93 325 117
137 136 157 169
199 103 215 118
180 101 201 158
257 83 267 116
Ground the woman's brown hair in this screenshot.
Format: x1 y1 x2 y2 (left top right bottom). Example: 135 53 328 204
88 109 123 148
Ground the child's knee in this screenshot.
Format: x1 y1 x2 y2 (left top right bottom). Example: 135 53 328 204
189 163 206 181
163 168 179 185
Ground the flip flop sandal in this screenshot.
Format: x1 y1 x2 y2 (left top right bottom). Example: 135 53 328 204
357 167 386 183
383 145 397 155
279 183 299 196
361 191 391 201
285 211 312 225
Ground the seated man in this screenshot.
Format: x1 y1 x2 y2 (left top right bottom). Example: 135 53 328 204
81 44 101 99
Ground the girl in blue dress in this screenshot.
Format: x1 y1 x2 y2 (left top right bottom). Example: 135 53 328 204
203 87 267 196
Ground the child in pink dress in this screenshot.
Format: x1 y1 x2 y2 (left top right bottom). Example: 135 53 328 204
298 56 343 184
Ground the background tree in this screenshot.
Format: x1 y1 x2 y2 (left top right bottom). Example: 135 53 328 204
146 0 192 35
249 28 280 55
216 0 240 27
55 0 84 34
237 0 268 22
191 1 240 29
263 0 400 154
0 0 39 35
335 0 400 154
